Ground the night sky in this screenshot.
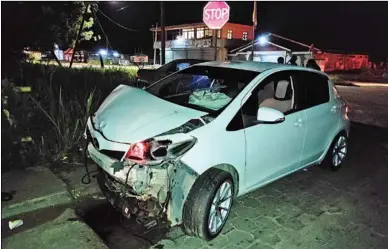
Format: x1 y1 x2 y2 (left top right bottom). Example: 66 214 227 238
2 1 388 60
95 1 388 59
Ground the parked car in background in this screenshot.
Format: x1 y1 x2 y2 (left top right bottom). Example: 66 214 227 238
136 59 207 87
86 61 350 240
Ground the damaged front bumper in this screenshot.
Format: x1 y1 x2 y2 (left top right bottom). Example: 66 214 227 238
88 142 199 227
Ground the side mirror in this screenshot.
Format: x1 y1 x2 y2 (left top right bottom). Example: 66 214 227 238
257 107 285 124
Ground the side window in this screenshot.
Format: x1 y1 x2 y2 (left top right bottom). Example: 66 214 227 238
227 72 295 130
293 72 329 110
176 62 191 71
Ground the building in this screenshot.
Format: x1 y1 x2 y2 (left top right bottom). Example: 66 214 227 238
229 33 370 72
151 22 253 64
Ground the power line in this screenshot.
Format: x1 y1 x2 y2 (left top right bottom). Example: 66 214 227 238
91 8 113 50
116 3 134 12
94 7 138 32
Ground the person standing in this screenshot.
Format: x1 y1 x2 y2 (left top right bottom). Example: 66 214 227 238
306 59 321 71
288 55 298 66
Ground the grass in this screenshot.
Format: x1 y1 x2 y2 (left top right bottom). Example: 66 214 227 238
1 63 137 170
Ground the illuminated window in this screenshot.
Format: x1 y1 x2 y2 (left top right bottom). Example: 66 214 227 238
204 29 213 37
227 30 232 39
197 28 204 39
217 30 221 38
182 28 195 39
242 32 248 41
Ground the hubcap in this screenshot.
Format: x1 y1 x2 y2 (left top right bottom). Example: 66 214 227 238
208 181 233 235
332 136 347 167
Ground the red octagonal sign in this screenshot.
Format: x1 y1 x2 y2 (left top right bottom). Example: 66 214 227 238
203 1 230 30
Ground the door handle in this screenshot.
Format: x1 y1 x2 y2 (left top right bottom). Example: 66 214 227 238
293 118 304 127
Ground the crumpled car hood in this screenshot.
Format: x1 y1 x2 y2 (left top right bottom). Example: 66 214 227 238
94 85 207 144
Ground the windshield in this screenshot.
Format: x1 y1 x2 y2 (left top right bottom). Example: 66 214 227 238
147 66 259 112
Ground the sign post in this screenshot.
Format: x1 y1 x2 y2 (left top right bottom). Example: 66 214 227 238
203 1 230 61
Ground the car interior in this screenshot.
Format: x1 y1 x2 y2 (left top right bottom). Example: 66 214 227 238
259 79 294 114
241 77 295 126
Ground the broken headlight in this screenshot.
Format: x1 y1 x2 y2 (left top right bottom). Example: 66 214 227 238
124 137 196 165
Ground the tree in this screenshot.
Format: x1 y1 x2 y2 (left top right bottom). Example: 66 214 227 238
42 2 96 49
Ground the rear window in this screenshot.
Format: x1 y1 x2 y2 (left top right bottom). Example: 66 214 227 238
147 66 259 112
294 72 329 109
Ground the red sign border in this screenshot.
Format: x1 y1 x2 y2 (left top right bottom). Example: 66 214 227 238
203 1 230 30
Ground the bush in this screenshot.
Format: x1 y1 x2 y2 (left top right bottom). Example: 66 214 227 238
1 63 137 170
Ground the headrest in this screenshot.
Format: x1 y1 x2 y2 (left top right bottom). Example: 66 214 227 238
275 80 290 99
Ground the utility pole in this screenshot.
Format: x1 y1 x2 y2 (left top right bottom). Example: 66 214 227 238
251 1 257 61
160 2 166 65
154 22 158 65
70 3 89 68
213 30 218 61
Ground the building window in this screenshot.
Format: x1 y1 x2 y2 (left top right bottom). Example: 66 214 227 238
197 28 204 39
217 30 221 38
242 32 248 41
227 30 232 39
204 28 213 37
182 28 195 39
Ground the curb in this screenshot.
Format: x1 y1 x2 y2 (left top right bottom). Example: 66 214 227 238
351 82 388 87
2 191 72 219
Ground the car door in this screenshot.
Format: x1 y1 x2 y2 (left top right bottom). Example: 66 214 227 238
240 71 307 190
293 71 339 166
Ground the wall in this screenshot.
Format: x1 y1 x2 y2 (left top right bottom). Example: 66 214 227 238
221 23 253 41
163 47 228 63
314 52 369 72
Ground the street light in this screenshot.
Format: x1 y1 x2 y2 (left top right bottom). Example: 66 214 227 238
99 49 108 56
258 35 268 45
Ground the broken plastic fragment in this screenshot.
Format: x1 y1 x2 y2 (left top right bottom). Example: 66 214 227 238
9 219 23 230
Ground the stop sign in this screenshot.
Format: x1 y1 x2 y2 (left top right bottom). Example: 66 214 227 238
203 1 230 30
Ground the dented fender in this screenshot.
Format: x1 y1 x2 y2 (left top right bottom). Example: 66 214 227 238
166 161 198 226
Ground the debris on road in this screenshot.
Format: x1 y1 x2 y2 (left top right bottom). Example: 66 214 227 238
9 219 24 230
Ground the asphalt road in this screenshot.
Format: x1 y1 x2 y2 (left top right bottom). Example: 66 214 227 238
336 85 388 128
74 86 388 249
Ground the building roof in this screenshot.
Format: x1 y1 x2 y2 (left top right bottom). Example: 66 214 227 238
232 33 320 54
195 60 327 75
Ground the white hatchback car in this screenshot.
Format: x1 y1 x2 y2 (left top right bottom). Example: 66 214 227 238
86 61 350 240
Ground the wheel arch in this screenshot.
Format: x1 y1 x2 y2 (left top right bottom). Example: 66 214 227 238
320 128 349 163
210 164 240 197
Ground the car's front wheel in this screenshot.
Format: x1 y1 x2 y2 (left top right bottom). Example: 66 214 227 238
182 168 234 240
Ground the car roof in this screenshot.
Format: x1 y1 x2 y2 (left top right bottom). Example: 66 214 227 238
195 60 327 76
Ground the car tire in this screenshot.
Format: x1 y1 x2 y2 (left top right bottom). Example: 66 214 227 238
324 133 348 171
182 168 234 241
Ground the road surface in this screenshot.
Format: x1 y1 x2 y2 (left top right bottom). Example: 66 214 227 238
336 85 388 128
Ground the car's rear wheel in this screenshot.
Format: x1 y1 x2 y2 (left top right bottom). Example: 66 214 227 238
182 168 234 240
326 133 348 170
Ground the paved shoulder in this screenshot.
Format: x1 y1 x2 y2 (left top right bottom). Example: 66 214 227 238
2 208 108 249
